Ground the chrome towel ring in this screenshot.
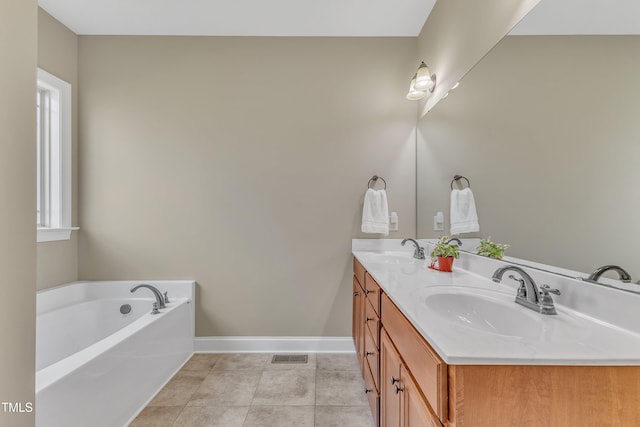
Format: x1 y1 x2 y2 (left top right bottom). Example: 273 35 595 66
450 175 470 190
367 175 387 190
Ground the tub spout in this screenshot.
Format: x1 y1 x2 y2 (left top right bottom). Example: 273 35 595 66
131 284 166 310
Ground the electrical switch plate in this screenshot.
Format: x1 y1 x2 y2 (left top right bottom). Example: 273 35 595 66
434 211 444 231
389 212 399 232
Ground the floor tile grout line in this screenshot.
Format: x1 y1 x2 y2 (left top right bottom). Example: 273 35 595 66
314 360 318 427
242 371 264 426
169 354 217 426
169 403 187 427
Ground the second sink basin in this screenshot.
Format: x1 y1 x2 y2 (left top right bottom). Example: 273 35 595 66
424 287 543 339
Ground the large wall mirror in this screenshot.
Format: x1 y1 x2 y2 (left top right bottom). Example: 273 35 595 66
417 1 640 286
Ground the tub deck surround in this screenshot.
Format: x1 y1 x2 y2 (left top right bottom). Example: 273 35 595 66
36 280 195 427
351 239 640 365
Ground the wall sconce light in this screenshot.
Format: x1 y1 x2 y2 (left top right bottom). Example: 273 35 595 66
406 61 436 101
406 73 426 101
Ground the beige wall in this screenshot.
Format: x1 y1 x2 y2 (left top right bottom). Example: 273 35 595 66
417 35 640 277
36 8 79 291
416 0 539 113
0 0 37 425
78 36 417 336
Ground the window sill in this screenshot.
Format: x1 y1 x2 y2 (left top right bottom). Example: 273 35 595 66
37 227 79 243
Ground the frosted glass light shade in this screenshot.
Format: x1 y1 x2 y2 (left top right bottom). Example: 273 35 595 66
406 74 426 101
414 61 435 91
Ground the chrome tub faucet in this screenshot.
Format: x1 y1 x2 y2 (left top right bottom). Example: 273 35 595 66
131 284 167 313
492 265 561 315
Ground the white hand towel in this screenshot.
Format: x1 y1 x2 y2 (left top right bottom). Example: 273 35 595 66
361 189 389 235
450 187 479 235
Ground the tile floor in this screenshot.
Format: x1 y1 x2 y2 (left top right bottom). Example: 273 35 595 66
130 353 375 427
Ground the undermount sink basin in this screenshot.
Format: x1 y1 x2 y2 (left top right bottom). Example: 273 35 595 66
424 287 543 339
367 251 416 265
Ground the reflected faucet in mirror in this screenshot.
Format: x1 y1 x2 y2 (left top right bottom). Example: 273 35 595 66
446 238 462 247
582 265 632 284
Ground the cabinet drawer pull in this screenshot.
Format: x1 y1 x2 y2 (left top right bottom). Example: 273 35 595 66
391 377 399 385
353 291 360 296
366 351 374 357
395 384 404 394
365 289 373 295
365 317 373 323
365 388 372 394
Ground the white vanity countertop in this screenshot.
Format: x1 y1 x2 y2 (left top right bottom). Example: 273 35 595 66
353 240 640 365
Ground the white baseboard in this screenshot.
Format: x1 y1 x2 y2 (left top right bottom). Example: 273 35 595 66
194 336 355 353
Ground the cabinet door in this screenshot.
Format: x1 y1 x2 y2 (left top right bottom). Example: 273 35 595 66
400 365 441 427
352 277 364 365
380 329 402 427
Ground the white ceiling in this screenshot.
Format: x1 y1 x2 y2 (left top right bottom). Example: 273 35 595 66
38 0 640 37
38 0 436 36
511 0 640 35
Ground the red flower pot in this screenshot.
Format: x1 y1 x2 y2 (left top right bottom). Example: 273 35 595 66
437 256 454 272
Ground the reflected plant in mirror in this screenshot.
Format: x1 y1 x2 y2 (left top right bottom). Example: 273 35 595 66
476 237 509 260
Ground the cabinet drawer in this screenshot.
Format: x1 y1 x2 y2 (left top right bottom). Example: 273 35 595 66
363 357 380 427
381 294 447 422
365 272 382 316
354 257 366 290
364 325 380 391
365 299 380 349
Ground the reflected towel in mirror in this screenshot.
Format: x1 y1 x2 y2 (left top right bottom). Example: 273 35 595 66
450 188 479 235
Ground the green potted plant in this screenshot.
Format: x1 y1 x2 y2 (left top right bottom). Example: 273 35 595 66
476 237 510 259
430 236 460 272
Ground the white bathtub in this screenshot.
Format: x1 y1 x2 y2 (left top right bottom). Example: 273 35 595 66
36 280 195 427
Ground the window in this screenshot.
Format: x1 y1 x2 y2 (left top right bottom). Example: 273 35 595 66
36 69 76 242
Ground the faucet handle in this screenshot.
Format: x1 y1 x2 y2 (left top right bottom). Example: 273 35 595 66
163 291 170 304
151 302 160 315
538 285 560 315
508 274 524 286
540 284 561 296
508 274 527 298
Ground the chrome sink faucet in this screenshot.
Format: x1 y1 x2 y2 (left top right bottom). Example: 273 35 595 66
492 265 561 315
583 265 632 284
401 238 425 260
131 284 167 312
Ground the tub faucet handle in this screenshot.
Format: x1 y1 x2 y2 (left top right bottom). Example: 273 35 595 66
151 302 160 315
163 291 169 304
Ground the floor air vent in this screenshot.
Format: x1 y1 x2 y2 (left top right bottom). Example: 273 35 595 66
271 354 308 364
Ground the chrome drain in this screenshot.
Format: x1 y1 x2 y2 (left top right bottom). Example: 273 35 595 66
271 354 308 364
120 304 132 315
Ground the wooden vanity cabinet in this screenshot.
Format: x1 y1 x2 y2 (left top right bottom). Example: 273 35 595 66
355 258 440 427
381 329 441 427
353 258 382 422
381 294 447 422
380 329 402 427
354 256 640 427
352 276 365 367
